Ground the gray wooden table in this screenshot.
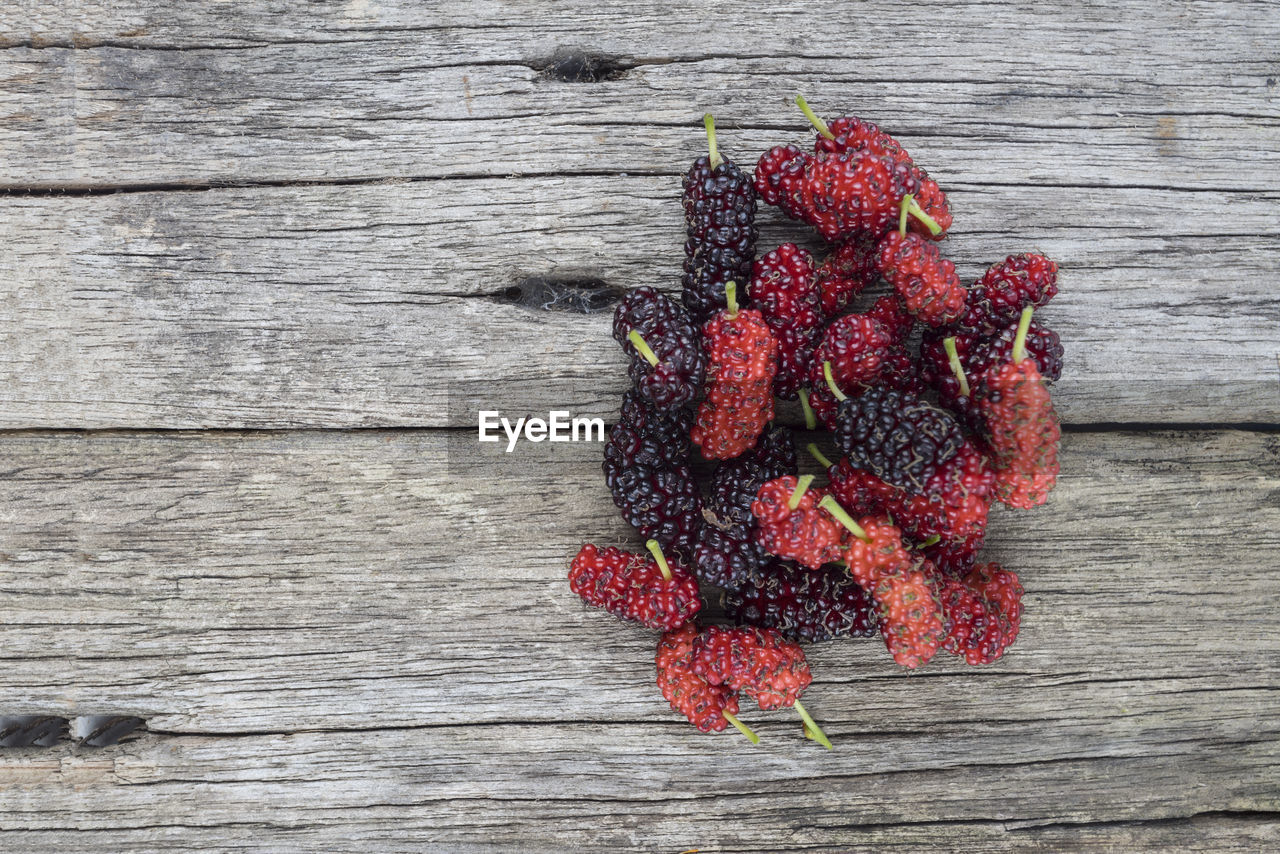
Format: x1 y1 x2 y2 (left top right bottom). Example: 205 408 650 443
2 2 1278 851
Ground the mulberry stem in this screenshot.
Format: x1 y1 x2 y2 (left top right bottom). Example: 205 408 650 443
788 474 815 510
818 494 869 543
795 94 834 141
798 388 817 431
626 329 660 367
899 193 912 237
725 280 739 317
943 336 971 397
1012 306 1034 363
822 360 847 402
906 196 942 236
645 538 671 581
793 700 833 750
704 113 723 170
806 443 833 470
723 711 760 744
913 534 941 549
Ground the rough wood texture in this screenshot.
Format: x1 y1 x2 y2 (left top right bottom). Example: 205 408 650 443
2 1 1279 850
0 430 1278 852
2 180 1278 427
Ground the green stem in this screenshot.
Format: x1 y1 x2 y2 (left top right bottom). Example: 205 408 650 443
913 534 941 550
798 388 816 431
704 113 723 170
906 195 942 236
795 94 834 140
645 539 671 581
806 443 833 471
1012 305 1034 363
788 474 816 510
899 193 912 237
822 360 847 402
723 711 760 744
626 329 659 367
818 495 869 543
793 700 833 750
725 281 738 318
943 336 971 397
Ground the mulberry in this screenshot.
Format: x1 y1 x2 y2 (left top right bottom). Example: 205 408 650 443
874 560 947 669
875 229 966 327
956 254 1058 336
751 475 845 570
977 310 1061 508
690 283 778 460
814 234 879 315
656 623 754 739
830 383 965 496
569 541 702 631
682 115 758 322
612 287 707 409
603 392 702 555
806 315 895 428
725 559 877 642
941 563 1024 664
694 427 798 587
748 243 825 399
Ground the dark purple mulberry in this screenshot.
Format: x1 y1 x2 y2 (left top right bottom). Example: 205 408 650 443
682 116 758 322
603 392 702 557
833 386 965 496
693 428 797 587
725 560 877 642
612 286 706 409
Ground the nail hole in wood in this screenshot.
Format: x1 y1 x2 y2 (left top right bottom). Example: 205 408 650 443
500 277 625 313
76 715 146 747
0 716 68 747
541 51 629 83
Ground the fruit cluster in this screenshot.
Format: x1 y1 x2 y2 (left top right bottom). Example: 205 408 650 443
568 103 1066 746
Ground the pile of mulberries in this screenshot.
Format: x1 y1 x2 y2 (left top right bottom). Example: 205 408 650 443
568 102 1067 747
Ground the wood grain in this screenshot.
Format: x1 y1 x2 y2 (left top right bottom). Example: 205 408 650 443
0 429 1276 853
2 179 1278 427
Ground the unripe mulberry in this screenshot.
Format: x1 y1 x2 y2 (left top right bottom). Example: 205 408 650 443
691 625 813 710
874 560 947 669
691 301 778 460
842 514 912 591
978 359 1061 508
569 543 702 631
875 231 966 327
956 254 1059 336
656 624 740 732
751 476 844 570
941 563 1024 664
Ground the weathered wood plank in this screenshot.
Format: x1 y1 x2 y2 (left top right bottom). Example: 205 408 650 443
0 430 1277 846
0 430 1275 730
3 180 1278 427
0 729 1276 853
2 3 1277 188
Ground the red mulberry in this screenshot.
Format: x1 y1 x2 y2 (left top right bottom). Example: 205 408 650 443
691 625 812 710
806 315 895 428
941 563 1024 664
956 254 1058 336
569 541 702 631
655 624 742 733
875 230 966 327
751 475 844 570
814 234 878 315
690 284 778 460
748 243 824 399
874 559 947 669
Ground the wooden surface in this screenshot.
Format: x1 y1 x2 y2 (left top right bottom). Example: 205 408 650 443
2 1 1279 851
